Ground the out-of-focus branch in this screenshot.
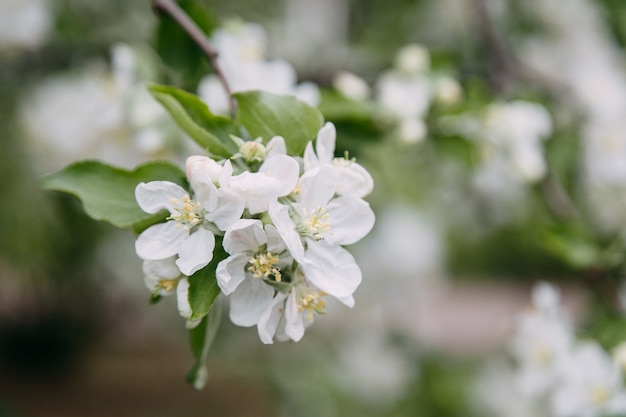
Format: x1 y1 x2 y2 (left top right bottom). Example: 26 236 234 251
470 0 516 94
152 0 236 119
539 169 579 221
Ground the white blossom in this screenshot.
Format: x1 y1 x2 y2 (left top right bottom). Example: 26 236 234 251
551 342 626 417
198 20 320 115
303 122 374 198
135 158 244 276
0 0 51 52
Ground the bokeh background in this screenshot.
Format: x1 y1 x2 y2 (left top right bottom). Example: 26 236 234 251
3 0 626 416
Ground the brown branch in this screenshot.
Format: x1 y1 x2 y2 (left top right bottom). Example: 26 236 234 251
470 0 516 94
152 0 236 119
539 169 579 222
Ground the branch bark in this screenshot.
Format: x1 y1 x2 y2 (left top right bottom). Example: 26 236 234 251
152 0 236 119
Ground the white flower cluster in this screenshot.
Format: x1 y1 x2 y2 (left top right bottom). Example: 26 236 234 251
198 19 320 115
333 43 462 144
0 0 51 53
477 282 626 417
135 122 375 343
20 44 186 174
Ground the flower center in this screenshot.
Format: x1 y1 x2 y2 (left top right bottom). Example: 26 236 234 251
298 207 330 240
168 195 204 230
589 385 609 406
158 279 179 292
248 252 282 282
297 289 327 320
531 343 553 367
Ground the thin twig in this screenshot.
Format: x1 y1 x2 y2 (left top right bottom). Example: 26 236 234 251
152 0 236 119
470 0 516 94
539 169 579 221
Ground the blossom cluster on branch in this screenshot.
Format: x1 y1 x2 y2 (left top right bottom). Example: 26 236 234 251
136 122 374 343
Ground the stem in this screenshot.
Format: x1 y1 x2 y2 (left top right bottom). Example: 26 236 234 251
152 0 237 119
539 169 579 222
470 0 516 94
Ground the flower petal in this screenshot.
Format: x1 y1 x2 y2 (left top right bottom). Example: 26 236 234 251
258 292 287 344
216 253 249 295
265 224 287 254
266 136 286 157
260 154 300 197
142 257 181 295
299 165 338 211
269 201 305 263
334 160 374 198
229 277 274 327
222 219 266 255
326 196 375 245
285 290 305 342
176 277 192 319
302 240 362 298
315 122 336 164
135 221 187 260
207 188 245 231
176 227 215 276
303 141 318 172
135 181 188 214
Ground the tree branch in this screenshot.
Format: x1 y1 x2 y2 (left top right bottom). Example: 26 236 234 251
470 0 516 94
152 0 236 119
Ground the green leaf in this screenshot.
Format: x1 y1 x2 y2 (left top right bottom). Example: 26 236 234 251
541 226 601 269
187 263 221 321
319 89 375 121
186 298 222 390
233 90 324 156
149 84 239 157
41 160 186 233
154 0 217 89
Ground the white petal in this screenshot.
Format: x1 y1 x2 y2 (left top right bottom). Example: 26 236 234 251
303 141 318 172
315 122 336 164
299 165 338 211
229 278 274 327
222 219 266 255
186 155 222 185
135 221 187 260
176 228 215 276
326 196 375 245
207 188 245 231
266 136 286 157
260 154 300 196
268 201 305 263
265 224 287 254
285 290 305 342
198 75 230 115
215 253 249 295
258 292 287 344
176 277 192 320
302 241 362 298
142 257 181 295
335 294 355 308
135 181 188 214
334 161 374 198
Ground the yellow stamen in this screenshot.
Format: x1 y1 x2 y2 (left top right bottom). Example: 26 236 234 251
158 279 178 292
168 195 204 230
298 290 327 314
248 252 282 282
301 207 330 240
590 386 609 406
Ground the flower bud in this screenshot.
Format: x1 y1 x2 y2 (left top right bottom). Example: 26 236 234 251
333 71 371 101
395 44 430 74
239 140 266 163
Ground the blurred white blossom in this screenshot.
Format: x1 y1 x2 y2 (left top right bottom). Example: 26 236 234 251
20 44 187 174
198 19 320 115
0 0 51 52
